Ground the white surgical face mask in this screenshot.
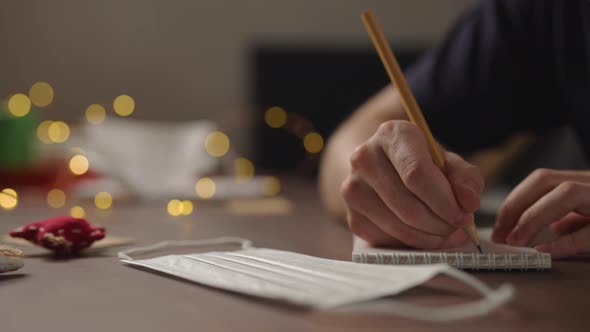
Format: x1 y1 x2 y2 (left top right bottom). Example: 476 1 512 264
118 237 513 322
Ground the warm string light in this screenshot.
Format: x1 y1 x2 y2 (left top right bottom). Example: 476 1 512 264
205 131 230 157
7 94 31 117
47 189 66 208
181 200 194 215
37 121 71 144
303 132 324 154
6 85 299 215
195 177 216 199
234 157 255 183
36 120 53 144
113 94 135 116
47 121 70 143
94 192 113 210
70 206 86 218
2 85 144 216
167 199 194 216
264 106 325 155
29 82 54 107
85 104 106 124
0 188 18 210
3 81 50 117
69 155 89 175
264 106 287 128
262 176 281 196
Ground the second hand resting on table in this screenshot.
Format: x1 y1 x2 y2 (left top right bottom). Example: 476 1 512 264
318 88 590 259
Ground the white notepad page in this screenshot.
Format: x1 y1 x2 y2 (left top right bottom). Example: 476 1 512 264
353 228 552 270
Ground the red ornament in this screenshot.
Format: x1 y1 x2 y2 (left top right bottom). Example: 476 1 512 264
10 215 105 253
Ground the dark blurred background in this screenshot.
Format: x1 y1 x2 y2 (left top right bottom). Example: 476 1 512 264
0 0 473 168
2 0 587 217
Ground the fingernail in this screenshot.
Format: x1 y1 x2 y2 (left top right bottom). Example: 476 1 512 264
535 244 550 253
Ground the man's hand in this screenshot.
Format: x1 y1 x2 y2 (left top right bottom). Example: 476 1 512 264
493 169 590 258
340 119 484 249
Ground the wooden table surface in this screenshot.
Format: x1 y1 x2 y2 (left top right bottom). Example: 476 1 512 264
1 177 589 332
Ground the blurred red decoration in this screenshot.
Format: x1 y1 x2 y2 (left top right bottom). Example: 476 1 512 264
10 215 105 254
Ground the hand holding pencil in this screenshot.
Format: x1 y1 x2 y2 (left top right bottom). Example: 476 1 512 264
338 10 484 250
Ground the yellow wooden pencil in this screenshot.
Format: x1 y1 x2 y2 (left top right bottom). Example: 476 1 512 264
361 9 481 252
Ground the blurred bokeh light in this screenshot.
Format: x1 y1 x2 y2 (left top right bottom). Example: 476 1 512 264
262 177 281 196
234 157 255 183
167 199 183 216
167 200 194 216
7 94 31 117
37 120 54 144
303 132 324 154
70 206 86 218
264 106 287 128
205 131 230 157
28 82 54 107
85 104 106 124
113 94 135 116
47 189 66 208
181 200 194 215
94 192 113 210
47 121 70 143
195 177 216 199
0 188 18 211
69 155 89 176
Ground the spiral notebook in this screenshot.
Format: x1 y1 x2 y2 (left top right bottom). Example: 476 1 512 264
352 228 552 271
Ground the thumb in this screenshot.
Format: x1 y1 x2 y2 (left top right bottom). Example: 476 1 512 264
445 152 484 213
535 225 590 259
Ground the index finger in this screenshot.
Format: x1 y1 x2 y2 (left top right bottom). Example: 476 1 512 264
507 182 590 246
376 121 469 227
495 169 590 242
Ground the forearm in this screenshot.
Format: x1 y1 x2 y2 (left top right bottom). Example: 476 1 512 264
318 85 407 218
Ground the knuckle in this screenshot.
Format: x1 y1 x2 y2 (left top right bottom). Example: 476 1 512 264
376 120 418 139
340 177 362 203
350 144 371 171
399 157 425 190
393 120 419 136
375 120 397 136
530 168 555 186
558 181 579 197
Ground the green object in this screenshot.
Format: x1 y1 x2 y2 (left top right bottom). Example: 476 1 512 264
0 105 39 169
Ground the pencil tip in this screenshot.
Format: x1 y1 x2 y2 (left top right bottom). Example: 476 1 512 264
476 245 482 253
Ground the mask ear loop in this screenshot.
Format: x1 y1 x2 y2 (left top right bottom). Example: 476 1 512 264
331 267 514 323
118 237 253 261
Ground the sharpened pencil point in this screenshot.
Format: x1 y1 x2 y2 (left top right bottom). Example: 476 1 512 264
476 245 482 253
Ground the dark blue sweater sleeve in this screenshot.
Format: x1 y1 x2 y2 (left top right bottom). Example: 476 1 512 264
406 0 563 154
